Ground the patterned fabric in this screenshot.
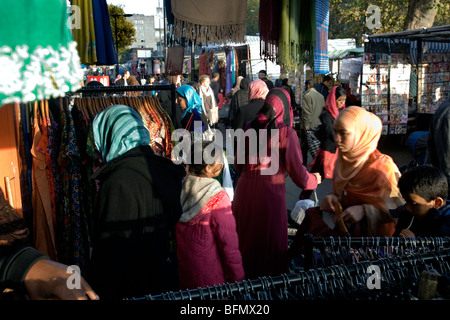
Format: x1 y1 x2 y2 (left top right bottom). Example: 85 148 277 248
92 105 151 163
71 0 97 65
314 0 330 74
58 102 91 273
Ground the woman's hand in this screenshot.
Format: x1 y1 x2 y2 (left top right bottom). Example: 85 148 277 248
337 205 365 224
399 229 416 238
320 194 339 213
312 172 322 185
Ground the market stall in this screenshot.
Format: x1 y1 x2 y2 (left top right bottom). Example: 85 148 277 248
363 25 450 134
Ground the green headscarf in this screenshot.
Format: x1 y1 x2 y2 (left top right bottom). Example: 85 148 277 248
93 105 150 163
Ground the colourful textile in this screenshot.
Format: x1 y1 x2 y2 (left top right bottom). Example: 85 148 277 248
93 105 151 163
0 0 83 106
314 0 329 74
177 175 244 290
233 88 319 279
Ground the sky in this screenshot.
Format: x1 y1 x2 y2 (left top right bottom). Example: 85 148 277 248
106 0 160 16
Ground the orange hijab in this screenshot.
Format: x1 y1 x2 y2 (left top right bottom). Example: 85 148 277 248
333 107 402 210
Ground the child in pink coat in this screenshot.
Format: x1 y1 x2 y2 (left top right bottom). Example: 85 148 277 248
176 141 245 290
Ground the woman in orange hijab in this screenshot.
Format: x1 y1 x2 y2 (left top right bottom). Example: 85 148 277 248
289 107 404 254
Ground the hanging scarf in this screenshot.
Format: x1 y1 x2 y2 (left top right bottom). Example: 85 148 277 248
314 0 330 74
171 0 247 45
278 0 316 70
92 105 151 163
259 0 281 62
177 85 204 119
72 0 98 65
0 0 83 106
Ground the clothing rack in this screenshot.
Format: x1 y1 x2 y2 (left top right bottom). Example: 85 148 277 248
124 248 450 300
77 84 179 128
302 234 450 270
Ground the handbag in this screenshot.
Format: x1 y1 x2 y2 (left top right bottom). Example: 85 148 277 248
306 130 321 159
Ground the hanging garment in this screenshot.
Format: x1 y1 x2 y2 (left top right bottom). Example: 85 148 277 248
278 0 316 70
71 0 98 65
0 0 83 107
31 102 57 260
171 0 247 45
92 0 118 65
259 0 281 62
166 46 185 75
198 52 209 77
314 0 330 74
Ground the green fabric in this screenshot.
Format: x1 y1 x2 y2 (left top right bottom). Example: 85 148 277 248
278 0 316 70
93 105 151 163
0 0 83 106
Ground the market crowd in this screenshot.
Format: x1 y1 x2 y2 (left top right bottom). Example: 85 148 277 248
1 71 450 301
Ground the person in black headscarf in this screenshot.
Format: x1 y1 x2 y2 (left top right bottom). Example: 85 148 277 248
227 77 250 127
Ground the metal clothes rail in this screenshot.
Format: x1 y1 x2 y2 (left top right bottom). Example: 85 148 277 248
124 248 450 300
76 84 179 128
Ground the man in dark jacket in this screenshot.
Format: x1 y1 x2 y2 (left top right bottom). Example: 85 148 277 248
426 98 450 198
258 70 274 90
314 75 333 101
89 105 185 300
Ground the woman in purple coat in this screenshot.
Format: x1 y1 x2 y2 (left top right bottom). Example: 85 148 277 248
232 88 321 279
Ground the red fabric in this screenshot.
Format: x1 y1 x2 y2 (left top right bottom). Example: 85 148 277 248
176 191 244 290
324 86 345 119
233 126 319 279
217 93 225 109
198 52 209 77
309 148 338 179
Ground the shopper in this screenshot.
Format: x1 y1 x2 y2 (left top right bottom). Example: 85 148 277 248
299 86 346 200
198 74 219 126
0 189 98 300
290 106 404 256
228 77 250 128
88 105 185 299
177 84 209 133
393 165 450 238
231 79 269 130
301 79 325 161
232 87 321 279
176 141 244 290
257 70 274 90
314 75 333 101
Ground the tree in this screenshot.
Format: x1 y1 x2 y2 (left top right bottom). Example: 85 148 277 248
108 4 136 62
246 0 259 36
329 0 450 44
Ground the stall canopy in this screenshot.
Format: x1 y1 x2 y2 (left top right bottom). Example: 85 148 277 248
329 47 364 60
366 24 450 65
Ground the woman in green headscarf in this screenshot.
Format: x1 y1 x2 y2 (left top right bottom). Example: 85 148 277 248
89 105 185 300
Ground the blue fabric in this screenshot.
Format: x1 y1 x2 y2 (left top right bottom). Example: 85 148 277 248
177 85 204 119
92 0 118 65
314 0 329 74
